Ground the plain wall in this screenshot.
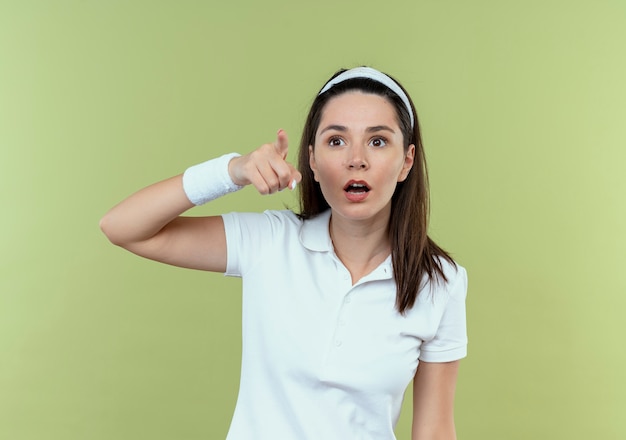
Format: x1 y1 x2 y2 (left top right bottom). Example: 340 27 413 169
1 1 625 438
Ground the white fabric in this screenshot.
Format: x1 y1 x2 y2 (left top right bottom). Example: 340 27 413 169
318 67 415 128
182 153 242 205
221 209 468 440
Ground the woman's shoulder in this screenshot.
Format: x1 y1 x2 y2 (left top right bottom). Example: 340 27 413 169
436 255 465 279
433 256 468 301
222 209 302 231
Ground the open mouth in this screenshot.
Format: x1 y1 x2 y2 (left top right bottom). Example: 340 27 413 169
344 181 371 194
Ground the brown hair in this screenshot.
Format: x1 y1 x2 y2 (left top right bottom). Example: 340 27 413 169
297 68 456 314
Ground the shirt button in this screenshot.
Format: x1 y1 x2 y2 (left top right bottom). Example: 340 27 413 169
334 340 342 347
338 319 346 326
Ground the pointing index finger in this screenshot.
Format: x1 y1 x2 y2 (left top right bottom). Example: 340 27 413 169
275 129 289 159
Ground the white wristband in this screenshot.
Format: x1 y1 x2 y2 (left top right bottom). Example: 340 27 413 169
182 153 244 205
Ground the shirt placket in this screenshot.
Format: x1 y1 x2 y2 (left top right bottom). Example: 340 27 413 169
319 252 393 378
320 258 356 375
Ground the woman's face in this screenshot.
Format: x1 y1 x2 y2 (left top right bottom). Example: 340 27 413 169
309 91 414 224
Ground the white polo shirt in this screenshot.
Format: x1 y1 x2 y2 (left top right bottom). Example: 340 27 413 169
222 209 467 440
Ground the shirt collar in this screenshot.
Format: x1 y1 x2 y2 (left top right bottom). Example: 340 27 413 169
299 209 333 252
364 254 394 282
298 210 394 281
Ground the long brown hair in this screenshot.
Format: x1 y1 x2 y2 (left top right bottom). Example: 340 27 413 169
297 68 456 314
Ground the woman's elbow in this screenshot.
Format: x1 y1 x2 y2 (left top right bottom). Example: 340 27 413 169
99 213 127 247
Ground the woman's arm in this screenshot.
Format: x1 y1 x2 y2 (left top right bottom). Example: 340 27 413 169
411 360 460 440
99 174 229 271
99 130 300 272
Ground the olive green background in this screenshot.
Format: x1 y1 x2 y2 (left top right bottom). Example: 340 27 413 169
1 1 625 439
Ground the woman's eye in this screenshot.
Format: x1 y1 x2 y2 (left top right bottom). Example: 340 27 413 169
369 137 387 147
329 137 345 147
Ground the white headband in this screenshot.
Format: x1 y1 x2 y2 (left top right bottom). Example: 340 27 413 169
318 67 414 128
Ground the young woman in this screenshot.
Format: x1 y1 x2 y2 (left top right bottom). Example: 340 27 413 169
100 67 468 439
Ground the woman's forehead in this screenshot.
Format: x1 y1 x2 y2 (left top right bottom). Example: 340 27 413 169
318 91 399 129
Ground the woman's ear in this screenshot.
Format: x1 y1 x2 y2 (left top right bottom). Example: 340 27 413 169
308 145 319 182
398 144 415 182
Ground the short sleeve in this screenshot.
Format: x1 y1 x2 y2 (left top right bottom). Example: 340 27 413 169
221 210 301 278
222 212 272 277
419 266 468 362
221 212 244 277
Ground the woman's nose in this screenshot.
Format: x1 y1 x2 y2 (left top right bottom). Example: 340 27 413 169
346 145 368 169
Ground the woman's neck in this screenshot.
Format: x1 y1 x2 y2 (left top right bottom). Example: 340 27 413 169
329 211 391 284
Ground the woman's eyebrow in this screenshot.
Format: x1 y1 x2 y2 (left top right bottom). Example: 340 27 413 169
319 124 347 135
366 125 396 134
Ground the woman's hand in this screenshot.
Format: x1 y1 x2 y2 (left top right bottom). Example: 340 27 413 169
229 129 301 194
